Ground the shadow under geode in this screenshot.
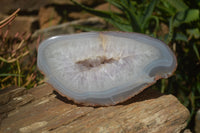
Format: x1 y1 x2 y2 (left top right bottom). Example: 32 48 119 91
53 87 163 107
119 87 163 105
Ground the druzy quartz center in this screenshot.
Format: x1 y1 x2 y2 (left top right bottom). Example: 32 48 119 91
76 56 117 70
37 32 177 106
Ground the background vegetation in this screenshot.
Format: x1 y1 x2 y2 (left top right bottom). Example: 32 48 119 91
0 9 43 89
71 0 200 131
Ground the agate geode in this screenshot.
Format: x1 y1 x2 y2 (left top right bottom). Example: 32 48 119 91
37 32 177 106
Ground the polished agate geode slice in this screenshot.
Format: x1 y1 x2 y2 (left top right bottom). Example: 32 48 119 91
37 32 177 106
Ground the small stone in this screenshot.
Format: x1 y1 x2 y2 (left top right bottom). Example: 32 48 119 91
0 0 72 14
32 17 106 39
0 15 38 38
183 129 192 133
80 0 105 6
38 7 61 29
68 12 93 20
95 3 122 13
195 109 200 133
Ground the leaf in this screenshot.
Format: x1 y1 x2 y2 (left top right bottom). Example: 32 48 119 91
173 9 199 27
174 33 188 41
186 28 200 39
164 0 188 11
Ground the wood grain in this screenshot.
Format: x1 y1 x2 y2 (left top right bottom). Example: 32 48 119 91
0 84 190 133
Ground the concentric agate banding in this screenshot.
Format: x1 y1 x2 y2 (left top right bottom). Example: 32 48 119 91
37 31 177 106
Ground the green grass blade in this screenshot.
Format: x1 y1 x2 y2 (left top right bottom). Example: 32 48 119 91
0 73 23 77
106 0 124 11
193 44 200 60
16 60 21 86
156 5 175 16
70 0 132 32
120 0 141 32
166 16 174 43
149 16 160 34
109 21 132 31
141 0 158 30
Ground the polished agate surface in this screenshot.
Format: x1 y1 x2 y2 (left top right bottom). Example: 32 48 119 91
37 32 177 106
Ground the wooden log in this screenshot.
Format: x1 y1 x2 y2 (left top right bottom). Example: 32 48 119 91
0 84 190 133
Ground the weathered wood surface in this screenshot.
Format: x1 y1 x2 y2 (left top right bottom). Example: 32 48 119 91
0 84 190 133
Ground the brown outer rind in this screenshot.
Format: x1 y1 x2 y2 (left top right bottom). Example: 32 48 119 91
37 31 178 107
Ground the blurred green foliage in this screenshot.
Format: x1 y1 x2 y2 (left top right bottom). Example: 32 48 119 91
71 0 200 130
